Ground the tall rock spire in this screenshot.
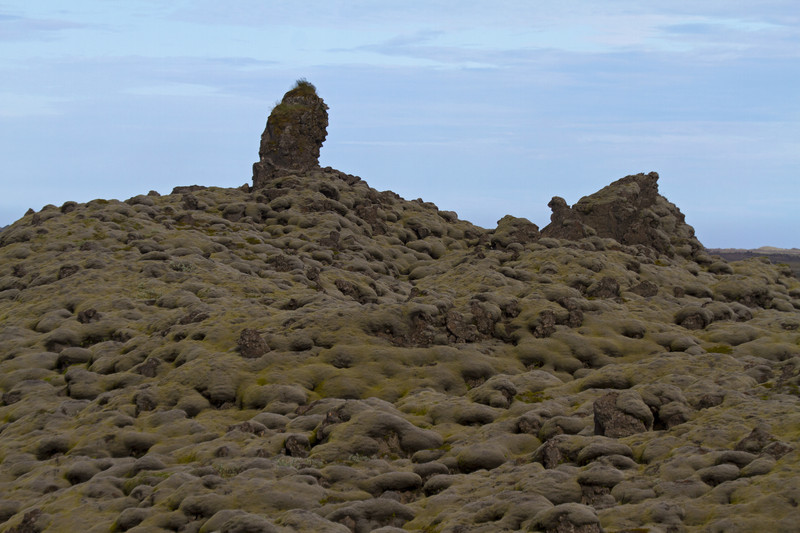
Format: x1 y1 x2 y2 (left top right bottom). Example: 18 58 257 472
252 79 329 188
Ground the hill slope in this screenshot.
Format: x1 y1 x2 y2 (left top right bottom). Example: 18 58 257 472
1 168 799 532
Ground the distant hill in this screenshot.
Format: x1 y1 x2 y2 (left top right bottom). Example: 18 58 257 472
709 247 800 278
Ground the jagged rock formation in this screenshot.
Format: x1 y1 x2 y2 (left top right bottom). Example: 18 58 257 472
0 83 799 533
252 80 329 188
541 172 704 259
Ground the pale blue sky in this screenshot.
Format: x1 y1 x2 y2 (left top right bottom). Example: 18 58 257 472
1 1 798 247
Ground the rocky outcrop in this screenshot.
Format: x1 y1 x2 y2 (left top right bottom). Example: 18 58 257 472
491 215 540 249
252 80 329 188
593 391 653 438
249 82 702 261
541 172 704 258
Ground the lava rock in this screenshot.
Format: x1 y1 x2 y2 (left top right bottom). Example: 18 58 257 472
253 80 329 187
541 172 704 258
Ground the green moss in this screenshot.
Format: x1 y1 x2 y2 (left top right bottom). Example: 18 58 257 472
170 261 195 272
135 282 161 300
213 463 248 478
346 453 372 465
286 78 318 97
515 391 550 403
275 456 324 469
404 406 430 417
122 472 170 495
176 451 198 463
706 344 733 354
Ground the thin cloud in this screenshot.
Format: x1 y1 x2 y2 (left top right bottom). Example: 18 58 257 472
0 92 68 117
1 54 282 103
337 137 506 148
125 82 223 97
0 12 90 41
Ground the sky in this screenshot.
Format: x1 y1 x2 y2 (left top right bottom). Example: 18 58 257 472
0 1 798 248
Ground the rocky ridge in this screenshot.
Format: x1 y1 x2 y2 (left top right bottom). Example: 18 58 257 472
0 82 799 532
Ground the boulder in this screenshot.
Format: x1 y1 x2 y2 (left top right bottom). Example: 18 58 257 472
237 328 269 358
532 502 603 533
491 215 540 248
593 391 653 438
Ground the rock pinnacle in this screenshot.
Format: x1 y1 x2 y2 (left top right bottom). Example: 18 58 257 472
252 79 329 188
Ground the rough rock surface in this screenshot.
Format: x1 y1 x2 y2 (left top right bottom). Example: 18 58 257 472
593 391 653 438
253 80 329 188
541 172 705 259
0 83 799 533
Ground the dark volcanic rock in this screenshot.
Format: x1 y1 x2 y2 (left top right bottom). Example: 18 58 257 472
735 425 795 459
541 172 703 258
534 503 603 533
594 391 653 438
6 509 44 533
491 215 540 249
237 328 270 358
586 277 620 299
253 80 329 188
630 280 659 297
